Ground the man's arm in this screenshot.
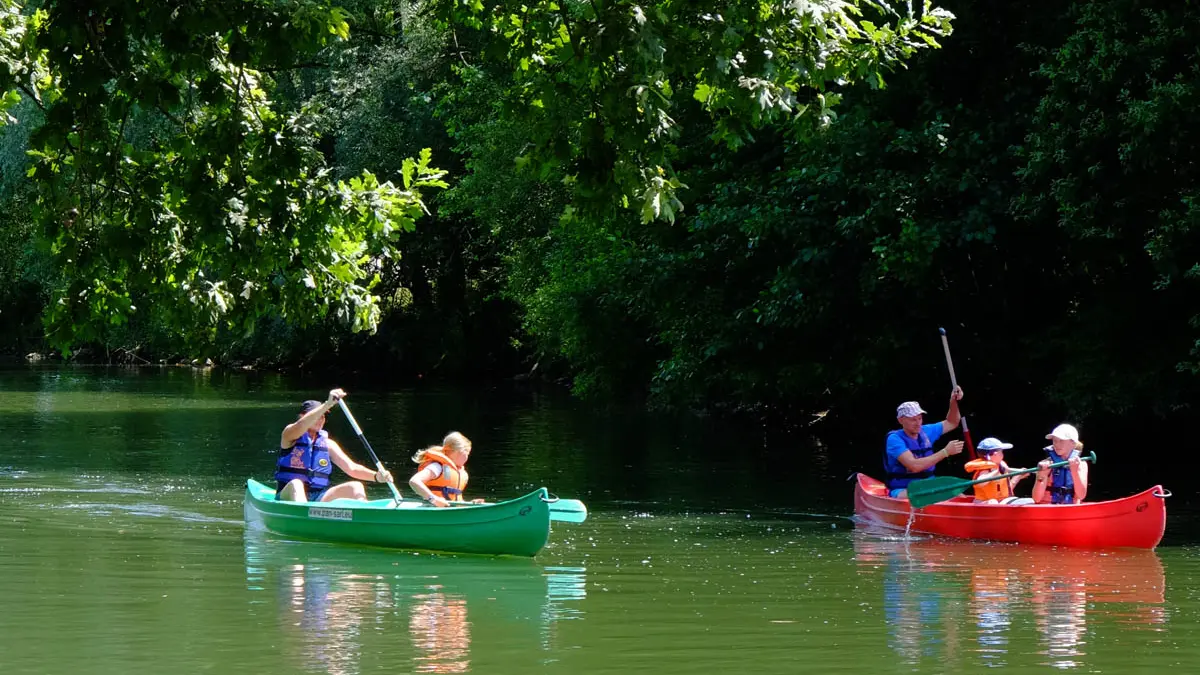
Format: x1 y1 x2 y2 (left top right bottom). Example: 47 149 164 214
941 386 963 435
280 388 345 448
328 439 387 483
897 440 965 473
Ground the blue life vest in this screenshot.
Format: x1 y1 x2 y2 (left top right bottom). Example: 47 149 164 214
275 430 333 491
1045 447 1080 504
884 428 935 490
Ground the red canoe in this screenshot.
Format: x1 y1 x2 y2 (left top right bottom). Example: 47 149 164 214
853 474 1168 549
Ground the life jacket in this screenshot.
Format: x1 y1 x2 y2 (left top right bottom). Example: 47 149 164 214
275 429 333 492
964 458 1010 501
419 450 469 501
1045 447 1080 504
884 428 935 491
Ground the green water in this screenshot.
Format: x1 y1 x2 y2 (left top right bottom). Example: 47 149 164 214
2 366 1199 673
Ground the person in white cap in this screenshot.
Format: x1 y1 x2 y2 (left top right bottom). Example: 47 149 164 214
883 386 965 498
1032 423 1087 504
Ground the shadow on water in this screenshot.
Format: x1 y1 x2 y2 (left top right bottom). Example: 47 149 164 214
243 527 587 674
852 533 1167 669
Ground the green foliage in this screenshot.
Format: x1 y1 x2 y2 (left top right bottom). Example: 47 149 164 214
1016 0 1200 413
0 187 53 350
483 0 1200 417
0 0 446 352
2 0 1197 425
433 0 953 223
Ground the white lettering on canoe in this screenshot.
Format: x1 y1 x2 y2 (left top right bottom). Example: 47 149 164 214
309 507 353 521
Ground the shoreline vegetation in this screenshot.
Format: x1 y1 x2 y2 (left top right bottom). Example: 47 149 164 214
2 1 1199 424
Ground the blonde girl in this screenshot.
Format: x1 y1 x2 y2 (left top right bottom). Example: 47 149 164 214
408 432 483 507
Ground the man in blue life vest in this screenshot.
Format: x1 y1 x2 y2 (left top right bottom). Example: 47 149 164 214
883 387 965 498
275 388 395 502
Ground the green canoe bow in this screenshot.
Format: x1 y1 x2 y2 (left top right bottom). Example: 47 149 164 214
244 479 556 556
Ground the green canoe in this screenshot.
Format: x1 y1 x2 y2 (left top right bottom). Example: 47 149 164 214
243 479 552 556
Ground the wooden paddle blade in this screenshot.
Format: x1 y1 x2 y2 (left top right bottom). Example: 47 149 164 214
549 499 588 523
906 476 971 509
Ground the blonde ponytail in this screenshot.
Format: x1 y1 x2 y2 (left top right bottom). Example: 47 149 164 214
412 432 473 464
412 445 443 464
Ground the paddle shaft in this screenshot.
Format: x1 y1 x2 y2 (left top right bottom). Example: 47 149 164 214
906 451 1096 508
939 327 976 460
938 452 1095 490
337 399 404 504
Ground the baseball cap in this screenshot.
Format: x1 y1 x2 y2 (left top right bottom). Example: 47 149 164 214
977 437 1013 454
896 401 927 418
1046 423 1079 442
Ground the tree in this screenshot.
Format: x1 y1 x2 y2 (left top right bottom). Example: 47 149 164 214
433 0 954 223
0 1 445 352
1016 0 1200 414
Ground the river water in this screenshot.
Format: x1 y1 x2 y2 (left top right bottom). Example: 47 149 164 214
1 365 1198 673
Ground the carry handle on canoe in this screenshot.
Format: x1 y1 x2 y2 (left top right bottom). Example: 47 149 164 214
906 451 1097 509
337 399 404 505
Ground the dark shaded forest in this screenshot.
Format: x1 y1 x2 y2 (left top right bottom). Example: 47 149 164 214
1 0 1197 421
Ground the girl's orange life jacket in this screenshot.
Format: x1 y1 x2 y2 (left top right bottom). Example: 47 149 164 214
964 459 1011 501
418 450 469 501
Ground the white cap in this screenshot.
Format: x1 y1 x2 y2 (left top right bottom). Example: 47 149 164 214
896 401 926 418
1045 423 1080 442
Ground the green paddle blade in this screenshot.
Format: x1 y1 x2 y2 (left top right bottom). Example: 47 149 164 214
549 499 588 523
906 476 973 509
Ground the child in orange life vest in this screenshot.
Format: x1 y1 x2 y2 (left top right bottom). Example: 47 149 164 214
964 437 1035 505
408 431 486 507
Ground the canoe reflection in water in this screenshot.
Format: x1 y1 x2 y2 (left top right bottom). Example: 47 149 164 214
854 533 1166 669
244 528 586 674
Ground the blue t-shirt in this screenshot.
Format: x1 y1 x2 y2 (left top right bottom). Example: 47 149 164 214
884 422 946 478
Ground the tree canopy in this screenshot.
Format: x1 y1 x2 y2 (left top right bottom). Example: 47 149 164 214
1 1 447 348
3 0 1200 423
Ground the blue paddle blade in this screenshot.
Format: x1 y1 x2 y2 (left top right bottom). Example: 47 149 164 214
549 499 588 523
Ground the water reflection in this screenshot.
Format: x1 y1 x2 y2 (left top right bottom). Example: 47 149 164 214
244 528 586 674
854 534 1166 669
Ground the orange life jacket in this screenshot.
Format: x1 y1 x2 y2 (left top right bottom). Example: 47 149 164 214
419 450 469 501
964 458 1011 501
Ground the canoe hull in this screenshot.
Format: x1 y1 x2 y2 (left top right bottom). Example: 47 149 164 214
853 474 1167 549
244 479 551 556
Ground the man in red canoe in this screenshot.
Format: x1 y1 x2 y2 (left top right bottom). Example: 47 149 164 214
883 387 966 498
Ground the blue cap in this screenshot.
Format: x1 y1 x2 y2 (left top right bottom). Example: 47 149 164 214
977 437 1013 454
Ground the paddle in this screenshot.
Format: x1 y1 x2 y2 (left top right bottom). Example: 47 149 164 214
939 327 976 460
446 496 589 523
547 498 588 523
906 451 1097 509
336 399 404 506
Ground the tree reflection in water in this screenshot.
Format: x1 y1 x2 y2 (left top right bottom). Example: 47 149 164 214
854 532 1165 670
